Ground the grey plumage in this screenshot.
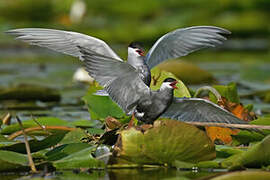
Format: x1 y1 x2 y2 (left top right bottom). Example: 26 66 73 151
5 28 121 61
145 26 230 69
161 98 247 124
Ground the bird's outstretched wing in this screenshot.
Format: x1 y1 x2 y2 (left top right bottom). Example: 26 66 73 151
6 28 122 61
79 46 150 114
145 26 230 69
161 97 247 124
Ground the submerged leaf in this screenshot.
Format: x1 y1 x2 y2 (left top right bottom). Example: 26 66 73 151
114 120 215 165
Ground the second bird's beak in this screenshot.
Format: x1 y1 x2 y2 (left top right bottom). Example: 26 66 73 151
170 81 178 89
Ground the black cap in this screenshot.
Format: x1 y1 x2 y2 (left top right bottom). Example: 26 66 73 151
163 78 177 82
128 41 144 50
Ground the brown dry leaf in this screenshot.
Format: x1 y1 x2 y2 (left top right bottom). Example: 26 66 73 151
206 97 256 144
105 116 122 131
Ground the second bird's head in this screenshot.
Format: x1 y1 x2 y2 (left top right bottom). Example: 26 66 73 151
128 42 145 57
161 78 178 90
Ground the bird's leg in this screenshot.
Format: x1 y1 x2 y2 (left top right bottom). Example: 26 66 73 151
128 114 135 128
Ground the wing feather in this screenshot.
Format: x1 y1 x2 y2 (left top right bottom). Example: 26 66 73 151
80 46 150 114
162 98 247 124
6 28 122 61
145 26 230 69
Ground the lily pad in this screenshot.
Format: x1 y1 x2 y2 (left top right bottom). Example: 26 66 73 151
0 150 29 172
0 132 68 153
210 82 240 104
114 120 215 165
222 135 270 170
210 171 270 180
0 84 60 102
1 117 69 135
45 143 92 161
53 147 105 169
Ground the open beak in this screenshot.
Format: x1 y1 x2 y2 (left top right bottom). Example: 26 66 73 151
136 49 145 56
170 81 178 89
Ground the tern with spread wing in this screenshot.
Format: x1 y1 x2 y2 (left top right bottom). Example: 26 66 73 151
6 26 230 87
79 46 247 125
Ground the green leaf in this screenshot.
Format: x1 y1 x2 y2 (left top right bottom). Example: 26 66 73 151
1 117 69 135
59 128 88 144
210 171 270 180
45 143 92 161
0 132 68 153
53 147 105 169
0 150 29 172
150 67 191 98
222 135 270 170
210 82 240 103
216 145 244 158
82 86 127 120
115 120 215 165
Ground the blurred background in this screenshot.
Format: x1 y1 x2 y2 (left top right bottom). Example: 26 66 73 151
0 0 270 120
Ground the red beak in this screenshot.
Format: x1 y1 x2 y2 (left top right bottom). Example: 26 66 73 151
170 81 178 89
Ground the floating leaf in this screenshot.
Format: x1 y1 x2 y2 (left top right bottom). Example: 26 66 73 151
210 83 240 104
0 84 60 102
150 67 191 98
45 143 92 161
222 135 270 170
205 126 239 144
1 132 68 153
0 150 29 172
1 117 69 135
216 145 244 158
59 128 87 144
210 171 270 180
53 147 105 169
114 120 215 165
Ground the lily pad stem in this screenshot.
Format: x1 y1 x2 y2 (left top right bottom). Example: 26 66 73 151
16 116 37 173
194 86 222 101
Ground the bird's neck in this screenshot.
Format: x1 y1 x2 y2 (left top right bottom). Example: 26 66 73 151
127 55 145 68
159 87 174 97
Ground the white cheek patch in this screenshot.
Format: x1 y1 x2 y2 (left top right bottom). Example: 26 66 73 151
128 47 140 57
160 82 173 90
136 112 144 117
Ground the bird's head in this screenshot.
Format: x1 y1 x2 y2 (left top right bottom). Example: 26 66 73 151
128 42 145 57
161 78 178 90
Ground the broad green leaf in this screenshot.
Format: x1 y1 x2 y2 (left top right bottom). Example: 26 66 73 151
53 147 105 169
0 150 29 172
82 86 127 120
150 67 191 98
0 132 68 153
59 128 88 144
222 135 270 170
0 134 18 147
210 82 240 103
1 117 69 135
115 120 215 165
210 171 270 180
45 143 92 161
216 145 244 158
